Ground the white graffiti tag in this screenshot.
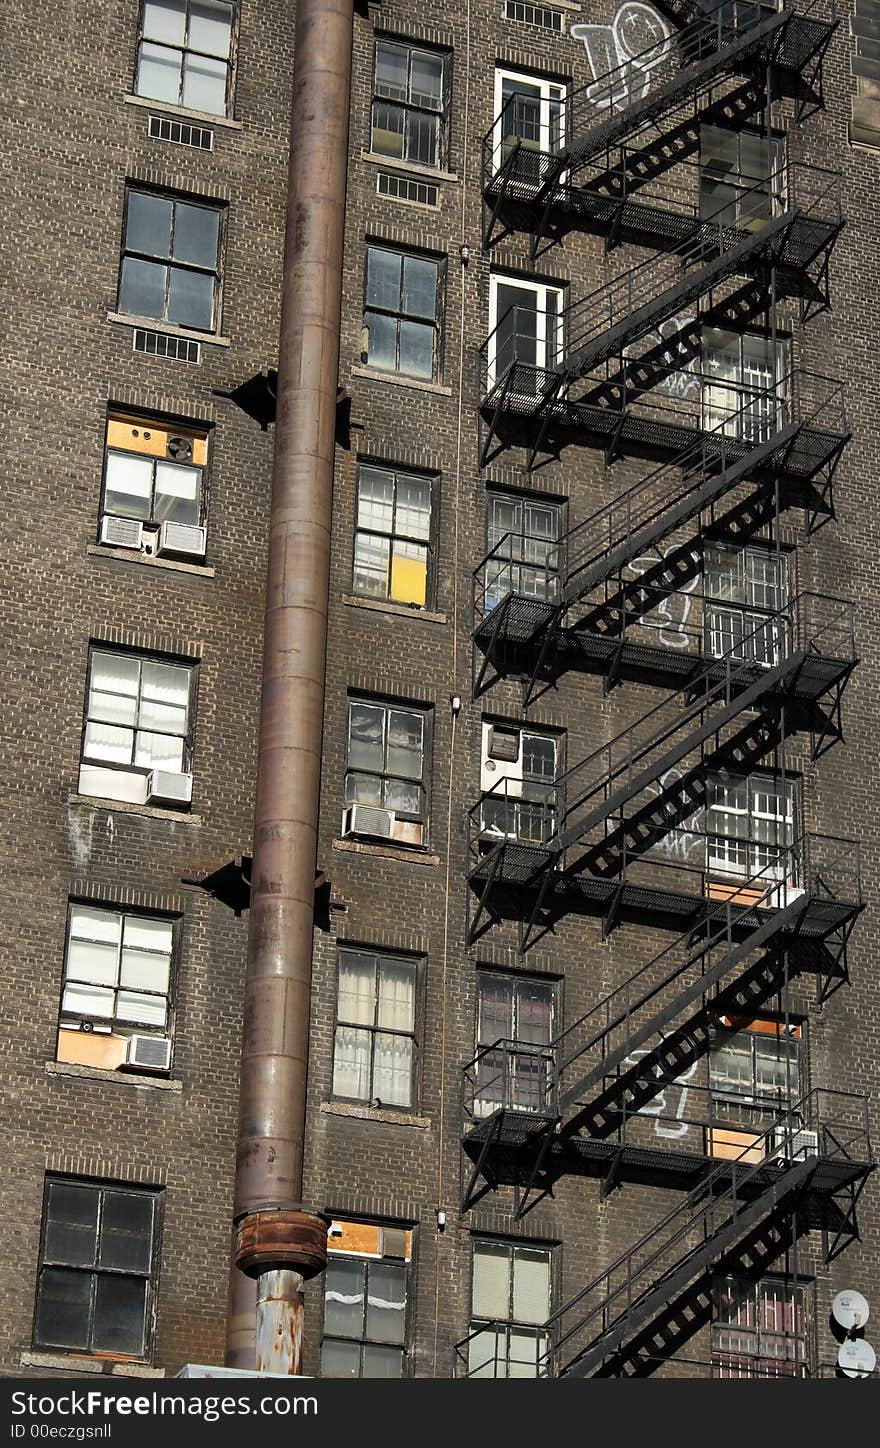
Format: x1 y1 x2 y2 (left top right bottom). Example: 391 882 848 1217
622 314 701 401
571 4 673 113
624 1040 699 1139
644 766 706 863
624 546 699 650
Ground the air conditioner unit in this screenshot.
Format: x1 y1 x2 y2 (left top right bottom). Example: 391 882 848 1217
768 1126 819 1163
158 521 207 559
481 723 523 796
146 769 193 806
342 804 394 839
100 514 144 550
125 1035 172 1073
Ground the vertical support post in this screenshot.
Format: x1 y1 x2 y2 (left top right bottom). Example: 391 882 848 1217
224 0 354 1372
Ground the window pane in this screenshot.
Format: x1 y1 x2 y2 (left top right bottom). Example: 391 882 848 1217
362 1344 404 1378
348 703 385 773
323 1258 365 1337
410 52 444 109
509 1328 546 1378
123 915 173 953
383 778 423 815
136 42 183 104
321 1338 361 1377
395 475 431 540
172 202 220 267
375 41 408 101
398 319 434 379
373 1032 413 1106
98 1193 154 1273
390 541 428 607
142 661 191 708
472 1242 510 1319
364 310 397 371
357 466 395 533
134 729 185 771
126 193 173 258
45 1184 99 1264
91 651 140 704
353 531 391 597
371 101 405 159
138 698 188 735
35 1269 91 1349
66 939 119 988
337 953 376 1026
119 257 167 321
366 249 402 311
92 1274 147 1355
407 111 439 167
376 960 416 1032
154 462 202 525
477 975 515 1045
83 721 135 764
117 991 168 1027
188 1 233 57
402 257 437 319
469 1323 506 1378
167 266 215 330
344 772 383 807
104 452 154 520
512 1248 550 1324
387 710 423 780
120 948 171 996
143 0 187 45
366 1262 407 1345
333 1025 372 1100
70 906 122 946
61 982 115 1018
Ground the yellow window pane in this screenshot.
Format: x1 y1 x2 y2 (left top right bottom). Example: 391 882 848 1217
390 554 427 606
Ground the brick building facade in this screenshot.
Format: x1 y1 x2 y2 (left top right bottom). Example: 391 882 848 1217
1 0 877 1380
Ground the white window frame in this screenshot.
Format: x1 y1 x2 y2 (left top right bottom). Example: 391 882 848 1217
492 68 567 177
706 772 798 884
487 274 564 390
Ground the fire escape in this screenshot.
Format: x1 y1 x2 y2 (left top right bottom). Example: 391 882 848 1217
459 0 873 1377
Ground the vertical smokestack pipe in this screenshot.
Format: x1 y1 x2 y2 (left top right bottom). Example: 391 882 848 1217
225 0 353 1371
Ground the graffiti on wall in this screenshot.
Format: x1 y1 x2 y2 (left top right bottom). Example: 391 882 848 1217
624 1038 699 1140
624 547 699 650
571 4 673 113
622 314 702 402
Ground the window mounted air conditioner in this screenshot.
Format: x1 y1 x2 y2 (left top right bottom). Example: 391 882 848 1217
100 515 144 550
342 804 394 839
147 769 193 807
158 521 207 559
125 1034 172 1073
768 1126 818 1163
480 723 523 796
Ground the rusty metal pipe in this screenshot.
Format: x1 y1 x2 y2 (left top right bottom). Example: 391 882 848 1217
225 0 354 1370
255 1270 305 1376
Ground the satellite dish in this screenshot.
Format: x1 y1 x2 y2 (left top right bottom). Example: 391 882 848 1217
837 1339 876 1378
832 1290 870 1333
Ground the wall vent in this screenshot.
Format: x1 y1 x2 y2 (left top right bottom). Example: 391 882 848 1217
503 0 564 32
133 329 201 364
377 172 440 208
147 114 214 151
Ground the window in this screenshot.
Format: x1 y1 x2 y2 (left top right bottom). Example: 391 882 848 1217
700 126 783 230
353 463 433 607
487 274 563 391
701 328 786 442
468 1239 552 1378
362 246 442 380
78 648 196 808
485 490 562 611
474 970 556 1117
33 1179 160 1359
56 905 174 1072
706 772 798 885
492 70 566 183
480 722 559 846
100 412 208 557
371 39 448 169
321 1219 412 1378
709 1015 802 1136
704 543 790 667
135 1 235 116
118 190 222 333
344 698 428 846
332 948 418 1107
712 1276 808 1378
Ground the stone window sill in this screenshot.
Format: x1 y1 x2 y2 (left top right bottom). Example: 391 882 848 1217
351 366 452 397
332 837 439 867
360 150 458 183
106 311 232 348
87 544 215 579
321 1101 431 1128
21 1351 165 1377
46 1061 183 1091
124 93 243 131
341 594 447 625
68 792 202 826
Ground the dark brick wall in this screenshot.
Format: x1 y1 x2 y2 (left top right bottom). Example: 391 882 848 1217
1 0 877 1381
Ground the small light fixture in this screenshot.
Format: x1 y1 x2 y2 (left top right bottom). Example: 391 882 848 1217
459 244 470 264
436 1207 447 1230
450 694 462 715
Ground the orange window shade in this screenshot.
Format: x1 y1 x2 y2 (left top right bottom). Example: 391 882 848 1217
718 1014 801 1039
106 416 208 466
390 553 427 607
328 1219 413 1261
706 1127 765 1164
